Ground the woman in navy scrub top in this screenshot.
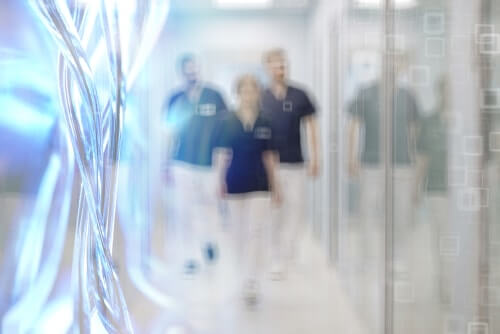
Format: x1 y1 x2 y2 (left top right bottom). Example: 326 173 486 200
215 75 280 307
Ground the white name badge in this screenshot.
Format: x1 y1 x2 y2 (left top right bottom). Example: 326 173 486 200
283 101 293 112
198 103 216 116
254 126 272 139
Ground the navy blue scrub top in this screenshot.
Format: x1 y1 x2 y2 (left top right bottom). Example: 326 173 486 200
166 85 227 167
261 85 316 164
217 112 275 194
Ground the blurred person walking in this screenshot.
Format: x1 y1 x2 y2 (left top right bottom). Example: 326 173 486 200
347 54 421 273
416 78 452 303
164 54 228 275
261 48 320 279
215 75 280 307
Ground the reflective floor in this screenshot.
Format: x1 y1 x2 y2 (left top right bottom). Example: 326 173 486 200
2 188 496 334
120 227 365 334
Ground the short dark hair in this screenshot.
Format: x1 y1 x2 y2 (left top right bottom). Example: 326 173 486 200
177 53 197 72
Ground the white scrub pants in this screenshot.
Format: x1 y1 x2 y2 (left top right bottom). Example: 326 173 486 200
425 195 452 302
358 166 415 333
170 162 218 265
359 166 415 265
359 167 384 261
393 167 416 269
226 194 271 285
271 164 307 270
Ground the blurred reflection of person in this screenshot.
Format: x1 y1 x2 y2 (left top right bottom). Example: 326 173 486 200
347 54 420 273
215 75 280 307
261 48 320 279
416 77 451 303
164 54 228 275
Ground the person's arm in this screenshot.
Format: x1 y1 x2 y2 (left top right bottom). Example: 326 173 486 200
346 90 365 178
414 153 429 203
162 95 178 160
263 150 281 205
348 116 361 177
410 92 424 202
163 124 176 159
213 148 231 198
213 116 232 198
304 115 320 178
414 117 428 203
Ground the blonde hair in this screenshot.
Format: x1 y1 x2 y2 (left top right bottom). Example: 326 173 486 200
263 48 287 64
235 74 261 95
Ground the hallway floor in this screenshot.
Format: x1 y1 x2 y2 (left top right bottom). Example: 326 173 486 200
122 226 368 334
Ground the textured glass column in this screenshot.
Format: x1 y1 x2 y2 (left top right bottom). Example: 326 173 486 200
30 0 169 332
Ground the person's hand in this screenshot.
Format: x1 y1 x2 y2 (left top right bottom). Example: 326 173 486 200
307 159 320 178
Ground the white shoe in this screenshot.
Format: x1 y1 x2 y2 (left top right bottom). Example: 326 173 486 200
269 262 287 281
243 280 259 308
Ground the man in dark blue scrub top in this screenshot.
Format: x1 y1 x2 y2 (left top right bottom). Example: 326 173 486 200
164 54 228 275
260 48 320 279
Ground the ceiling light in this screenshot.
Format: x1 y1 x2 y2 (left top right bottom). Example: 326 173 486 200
213 0 274 9
354 0 418 10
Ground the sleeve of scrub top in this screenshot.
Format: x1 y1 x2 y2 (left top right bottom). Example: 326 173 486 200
347 90 364 120
264 120 277 152
216 91 229 115
216 118 232 149
301 90 317 118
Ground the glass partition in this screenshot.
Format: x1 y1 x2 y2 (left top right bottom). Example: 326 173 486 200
336 2 387 333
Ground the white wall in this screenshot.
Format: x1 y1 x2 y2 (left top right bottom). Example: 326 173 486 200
305 0 342 252
153 13 308 107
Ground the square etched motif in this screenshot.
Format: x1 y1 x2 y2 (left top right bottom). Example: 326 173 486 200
394 280 415 303
489 132 500 151
440 236 460 257
475 24 495 42
479 34 500 55
424 12 445 35
444 315 464 334
467 322 488 334
463 136 483 156
425 37 446 58
480 286 500 306
458 188 481 212
481 89 500 109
